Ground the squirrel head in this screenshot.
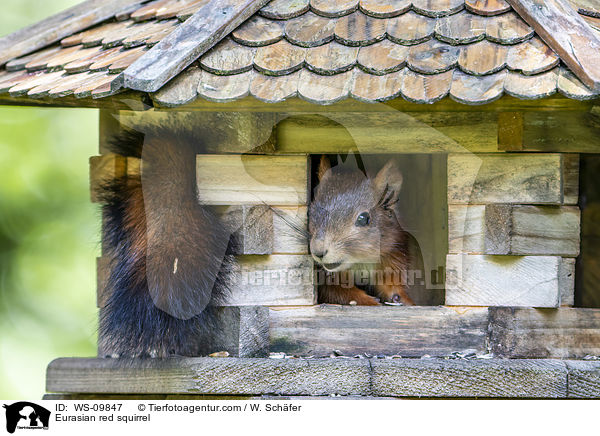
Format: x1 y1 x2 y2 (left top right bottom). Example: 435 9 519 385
308 155 403 272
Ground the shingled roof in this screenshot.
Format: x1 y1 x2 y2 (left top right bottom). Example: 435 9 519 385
0 0 600 107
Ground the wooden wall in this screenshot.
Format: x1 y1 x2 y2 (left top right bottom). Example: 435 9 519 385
89 107 597 359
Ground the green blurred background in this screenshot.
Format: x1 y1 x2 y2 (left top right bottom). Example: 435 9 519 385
0 0 99 399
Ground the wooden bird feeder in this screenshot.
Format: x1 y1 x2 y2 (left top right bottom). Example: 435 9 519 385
1 0 599 399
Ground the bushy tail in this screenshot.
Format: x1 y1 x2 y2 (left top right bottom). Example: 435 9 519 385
99 127 232 357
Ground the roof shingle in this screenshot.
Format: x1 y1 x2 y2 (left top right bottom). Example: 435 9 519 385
0 0 599 106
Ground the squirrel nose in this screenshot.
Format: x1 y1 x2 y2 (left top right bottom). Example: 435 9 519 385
312 248 328 259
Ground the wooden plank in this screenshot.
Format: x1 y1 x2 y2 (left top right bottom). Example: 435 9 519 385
0 0 143 66
89 154 140 202
217 205 274 255
46 357 575 398
269 305 489 357
562 154 580 205
89 154 127 203
228 255 315 306
96 257 110 308
447 153 566 204
372 358 568 398
204 306 269 357
559 257 575 306
445 254 565 307
97 253 314 308
99 109 122 154
272 206 308 254
0 91 151 111
506 0 600 91
449 204 580 257
566 361 600 398
121 110 276 154
497 112 523 150
276 112 498 154
123 0 271 92
160 93 597 113
523 112 600 153
46 357 373 396
495 205 580 256
448 204 486 254
489 307 600 358
196 154 308 206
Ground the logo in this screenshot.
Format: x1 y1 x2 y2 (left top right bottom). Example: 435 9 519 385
3 402 50 433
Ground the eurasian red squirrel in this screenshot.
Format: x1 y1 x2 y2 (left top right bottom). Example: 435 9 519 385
309 155 415 306
100 127 232 358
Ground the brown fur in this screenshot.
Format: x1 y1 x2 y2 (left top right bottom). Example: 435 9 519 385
99 128 231 357
309 156 413 306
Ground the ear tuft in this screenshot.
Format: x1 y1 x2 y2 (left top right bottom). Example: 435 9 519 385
373 161 403 198
317 155 331 181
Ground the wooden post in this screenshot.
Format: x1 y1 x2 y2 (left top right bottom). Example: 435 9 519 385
498 112 523 151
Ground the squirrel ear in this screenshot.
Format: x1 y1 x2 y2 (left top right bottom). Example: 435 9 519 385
317 155 331 181
374 161 403 195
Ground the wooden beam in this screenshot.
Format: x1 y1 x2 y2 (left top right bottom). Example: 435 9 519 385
0 92 595 114
523 112 600 153
228 255 316 306
497 112 523 151
89 154 127 203
272 206 308 254
46 357 578 398
448 204 581 257
218 205 274 255
47 357 373 396
196 154 309 206
276 112 498 153
122 0 271 92
96 257 110 308
97 254 316 307
0 0 143 67
445 255 567 307
0 91 152 111
99 109 122 154
566 361 600 398
371 359 567 398
448 153 574 205
489 307 600 359
204 306 269 357
269 305 489 357
507 0 600 91
158 94 597 113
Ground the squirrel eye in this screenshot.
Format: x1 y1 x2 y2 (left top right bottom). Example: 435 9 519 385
355 212 370 227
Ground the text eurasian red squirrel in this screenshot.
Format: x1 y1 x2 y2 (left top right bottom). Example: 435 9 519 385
101 130 419 357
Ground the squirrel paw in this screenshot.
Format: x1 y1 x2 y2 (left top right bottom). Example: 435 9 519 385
352 294 380 306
